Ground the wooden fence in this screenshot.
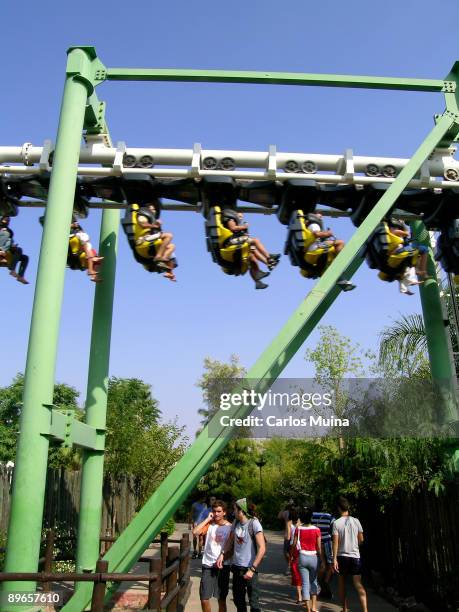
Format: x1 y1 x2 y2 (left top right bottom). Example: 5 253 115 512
359 480 459 611
0 531 191 611
0 466 140 536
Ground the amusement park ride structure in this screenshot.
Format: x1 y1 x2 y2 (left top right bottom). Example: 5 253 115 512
1 47 459 611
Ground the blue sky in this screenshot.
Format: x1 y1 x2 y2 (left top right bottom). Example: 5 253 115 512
1 1 458 436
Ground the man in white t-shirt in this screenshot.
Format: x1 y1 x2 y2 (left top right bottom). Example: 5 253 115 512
193 500 232 612
332 496 368 612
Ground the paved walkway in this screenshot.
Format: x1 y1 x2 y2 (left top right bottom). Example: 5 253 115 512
186 528 396 612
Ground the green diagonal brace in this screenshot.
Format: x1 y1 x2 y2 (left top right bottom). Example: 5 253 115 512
62 112 457 612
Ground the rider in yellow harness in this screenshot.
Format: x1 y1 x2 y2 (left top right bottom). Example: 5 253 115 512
134 202 176 281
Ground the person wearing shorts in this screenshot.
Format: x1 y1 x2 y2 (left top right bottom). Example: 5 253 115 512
312 499 334 598
194 499 232 612
223 210 280 290
217 497 266 612
332 496 368 612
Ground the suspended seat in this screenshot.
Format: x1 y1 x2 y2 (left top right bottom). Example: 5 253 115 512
205 206 250 276
365 221 418 282
121 202 177 273
285 210 336 278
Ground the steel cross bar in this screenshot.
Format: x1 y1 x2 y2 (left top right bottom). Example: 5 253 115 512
62 112 457 612
105 68 449 92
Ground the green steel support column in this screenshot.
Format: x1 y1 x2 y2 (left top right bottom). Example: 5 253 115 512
75 207 119 590
2 48 96 597
63 112 457 612
411 222 459 466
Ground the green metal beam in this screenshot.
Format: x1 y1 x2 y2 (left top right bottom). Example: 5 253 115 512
75 205 120 595
411 222 459 468
84 92 106 134
105 67 449 92
1 47 101 605
62 110 457 612
44 409 104 450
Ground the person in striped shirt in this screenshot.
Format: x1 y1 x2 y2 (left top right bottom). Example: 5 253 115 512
312 499 334 599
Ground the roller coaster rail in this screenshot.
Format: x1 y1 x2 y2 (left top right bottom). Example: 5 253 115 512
2 46 459 612
2 142 459 189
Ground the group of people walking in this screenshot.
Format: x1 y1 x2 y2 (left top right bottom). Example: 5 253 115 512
280 496 368 612
191 494 368 612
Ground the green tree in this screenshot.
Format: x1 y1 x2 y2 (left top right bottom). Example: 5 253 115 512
104 377 161 475
132 420 188 505
196 355 246 430
0 373 81 467
195 356 256 498
305 325 373 439
104 377 187 505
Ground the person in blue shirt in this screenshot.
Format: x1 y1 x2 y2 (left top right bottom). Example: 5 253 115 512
190 496 208 559
312 498 335 599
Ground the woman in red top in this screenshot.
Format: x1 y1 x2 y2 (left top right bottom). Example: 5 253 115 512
292 507 324 612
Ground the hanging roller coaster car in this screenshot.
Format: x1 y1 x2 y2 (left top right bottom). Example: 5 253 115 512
284 209 337 279
121 201 177 273
365 221 419 282
205 205 250 276
201 177 249 275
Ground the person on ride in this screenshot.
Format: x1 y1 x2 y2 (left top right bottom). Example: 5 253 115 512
224 210 280 290
305 212 355 290
0 216 12 264
136 202 176 282
70 220 104 283
388 218 430 282
0 216 29 284
305 212 344 254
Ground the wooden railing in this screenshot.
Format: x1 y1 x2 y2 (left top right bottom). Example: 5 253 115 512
0 531 191 611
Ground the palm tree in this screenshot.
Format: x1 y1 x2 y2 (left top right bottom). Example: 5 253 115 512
378 313 428 376
379 275 459 378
